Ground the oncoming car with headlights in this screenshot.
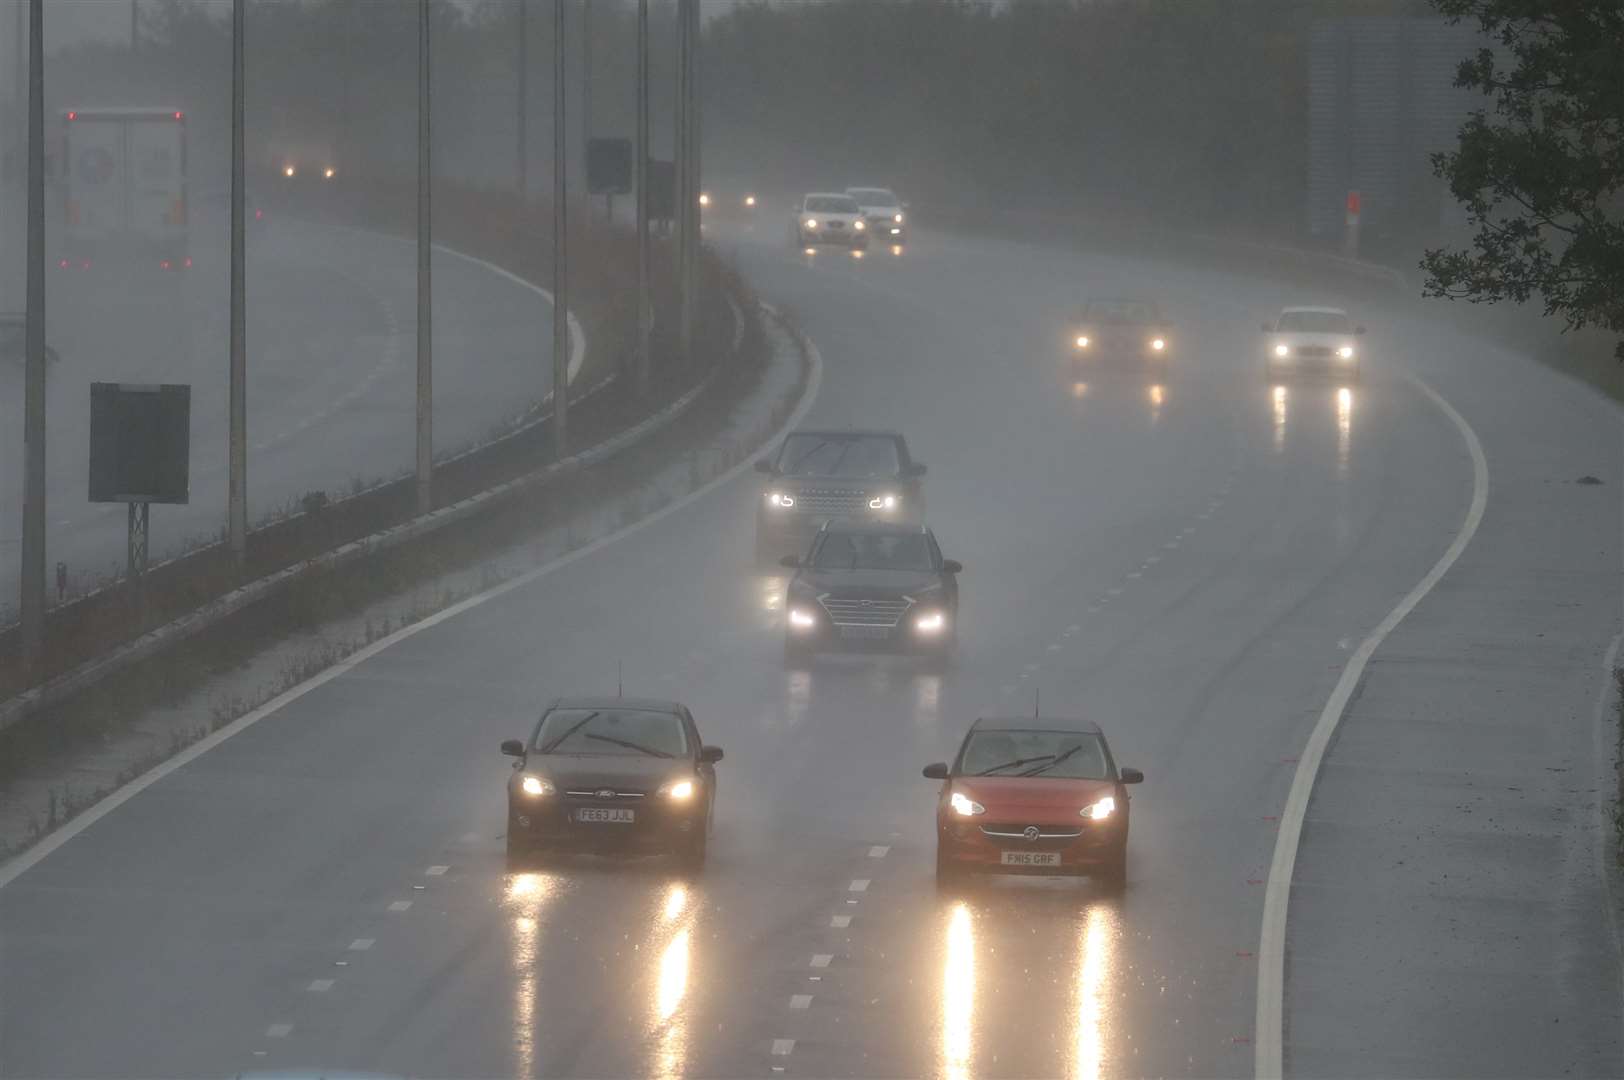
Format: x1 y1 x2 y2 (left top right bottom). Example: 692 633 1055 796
1069 297 1173 371
780 522 961 664
500 698 724 869
924 717 1143 890
755 429 926 559
845 186 907 241
793 192 869 250
1262 306 1365 382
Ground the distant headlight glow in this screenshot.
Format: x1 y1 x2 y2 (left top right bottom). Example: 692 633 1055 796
868 494 899 510
744 194 757 207
323 166 336 180
805 218 819 229
853 220 866 231
1274 344 1290 357
915 611 946 634
768 491 795 508
950 791 985 817
894 212 904 223
788 607 818 629
1082 795 1116 820
698 193 710 207
1075 335 1090 348
1151 337 1166 351
521 775 553 797
1338 345 1355 359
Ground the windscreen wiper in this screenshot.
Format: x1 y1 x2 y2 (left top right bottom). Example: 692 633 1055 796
1019 744 1084 777
976 754 1057 776
538 711 599 754
583 732 673 758
785 438 838 475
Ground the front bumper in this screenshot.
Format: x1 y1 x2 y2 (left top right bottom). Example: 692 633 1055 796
1265 349 1359 377
800 228 868 248
508 796 703 853
937 816 1124 873
785 607 953 655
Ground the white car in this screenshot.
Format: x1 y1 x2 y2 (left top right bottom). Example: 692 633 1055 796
1262 306 1365 381
794 193 869 250
845 186 908 241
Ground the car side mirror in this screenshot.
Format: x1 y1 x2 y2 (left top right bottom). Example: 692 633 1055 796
1260 321 1273 332
500 739 526 758
754 459 776 474
922 762 949 780
941 559 963 574
1119 767 1144 784
779 555 801 569
700 745 725 764
906 462 927 478
1355 326 1366 335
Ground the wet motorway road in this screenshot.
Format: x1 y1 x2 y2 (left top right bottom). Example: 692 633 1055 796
1 222 1620 1078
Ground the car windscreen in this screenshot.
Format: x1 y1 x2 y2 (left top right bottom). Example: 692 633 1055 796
849 189 899 206
805 196 860 213
1276 310 1352 333
959 730 1111 779
532 708 688 757
811 532 935 572
1082 300 1159 325
777 434 901 478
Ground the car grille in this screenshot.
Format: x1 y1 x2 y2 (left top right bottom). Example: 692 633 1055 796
795 488 869 516
980 824 1084 840
1295 345 1332 358
826 220 847 230
819 595 911 627
563 789 648 800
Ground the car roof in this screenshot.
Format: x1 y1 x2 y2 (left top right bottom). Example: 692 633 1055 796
804 191 858 201
970 716 1106 735
544 696 686 714
846 186 896 194
1280 305 1348 315
784 428 904 441
818 519 932 538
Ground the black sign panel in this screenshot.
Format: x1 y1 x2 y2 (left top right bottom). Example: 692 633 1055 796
586 137 633 195
89 383 191 504
649 159 675 220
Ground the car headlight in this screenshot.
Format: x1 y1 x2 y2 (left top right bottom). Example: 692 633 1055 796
745 195 756 207
661 779 696 801
788 607 818 629
1274 344 1290 357
1151 337 1166 351
853 220 865 231
1075 335 1090 348
1338 345 1355 359
804 219 818 229
950 791 985 817
768 491 795 508
915 611 946 634
894 212 903 223
1082 795 1116 820
698 193 710 207
868 493 899 510
520 775 553 797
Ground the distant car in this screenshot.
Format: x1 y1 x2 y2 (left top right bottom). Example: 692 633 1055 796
500 697 724 869
1070 298 1172 370
924 716 1143 890
794 192 869 250
754 428 926 559
781 521 961 664
845 186 907 241
1262 306 1364 381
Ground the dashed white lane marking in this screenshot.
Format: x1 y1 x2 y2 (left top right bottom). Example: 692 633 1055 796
1046 643 1061 653
266 1024 293 1039
1000 684 1016 695
1086 603 1101 613
1106 587 1123 597
425 865 449 876
849 878 870 892
810 954 833 968
1022 662 1039 672
1144 555 1161 565
831 915 852 928
790 994 813 1010
1127 571 1143 579
868 846 890 858
772 1039 796 1056
387 900 412 912
348 938 375 951
307 979 334 993
1066 624 1080 635
1163 540 1180 549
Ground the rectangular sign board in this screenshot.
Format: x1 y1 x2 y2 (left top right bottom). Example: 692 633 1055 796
586 137 633 195
89 382 191 504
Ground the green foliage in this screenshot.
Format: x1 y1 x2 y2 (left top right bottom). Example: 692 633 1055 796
1422 1 1624 359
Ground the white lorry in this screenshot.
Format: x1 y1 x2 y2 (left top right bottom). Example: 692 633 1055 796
60 107 189 270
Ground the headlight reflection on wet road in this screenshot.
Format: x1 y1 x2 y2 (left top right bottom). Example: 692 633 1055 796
1272 384 1288 453
1148 383 1166 425
505 871 563 1079
941 901 975 1080
1336 386 1353 476
1072 904 1119 1080
651 882 696 1080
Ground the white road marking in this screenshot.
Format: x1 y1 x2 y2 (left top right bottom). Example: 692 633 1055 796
1046 643 1061 653
1022 663 1039 672
831 915 852 928
1144 555 1161 566
266 1024 292 1039
1127 571 1142 579
1163 540 1179 549
810 954 833 968
1107 587 1123 596
0 310 823 895
348 938 375 951
849 878 870 892
307 979 334 993
387 900 412 912
772 1039 796 1056
1255 374 1488 1080
425 865 449 876
868 846 890 858
790 994 813 1010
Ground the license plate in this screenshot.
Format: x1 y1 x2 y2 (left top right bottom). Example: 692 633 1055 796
840 625 891 640
1001 851 1060 867
575 808 635 824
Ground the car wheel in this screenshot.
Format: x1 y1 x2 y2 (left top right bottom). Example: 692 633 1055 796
1096 844 1127 892
505 827 532 864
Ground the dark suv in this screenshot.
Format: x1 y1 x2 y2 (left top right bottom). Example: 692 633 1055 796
754 429 926 560
780 521 962 664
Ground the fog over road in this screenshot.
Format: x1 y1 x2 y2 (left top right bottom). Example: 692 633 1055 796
1 219 1618 1079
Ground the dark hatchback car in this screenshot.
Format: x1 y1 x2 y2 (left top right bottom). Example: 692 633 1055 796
925 716 1143 891
781 521 961 664
1069 297 1173 371
500 697 724 869
754 429 926 560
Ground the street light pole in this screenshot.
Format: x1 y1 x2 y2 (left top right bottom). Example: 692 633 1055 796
635 0 650 397
416 0 433 515
228 0 247 567
675 0 690 362
20 0 45 671
552 0 569 457
517 0 527 199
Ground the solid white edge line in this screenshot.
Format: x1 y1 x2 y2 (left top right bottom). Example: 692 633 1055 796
0 311 823 893
1254 372 1489 1079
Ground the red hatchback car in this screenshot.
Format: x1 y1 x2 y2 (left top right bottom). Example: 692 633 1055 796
924 717 1143 890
